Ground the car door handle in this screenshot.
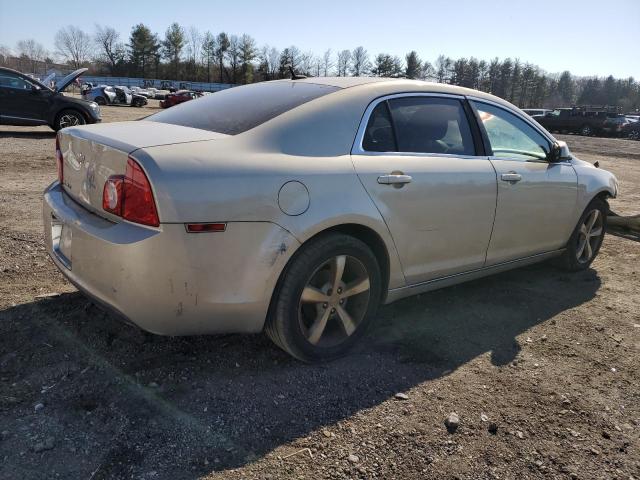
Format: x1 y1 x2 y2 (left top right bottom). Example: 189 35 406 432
500 172 522 183
377 174 413 185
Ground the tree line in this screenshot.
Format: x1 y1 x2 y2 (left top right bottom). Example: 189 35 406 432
1 23 638 111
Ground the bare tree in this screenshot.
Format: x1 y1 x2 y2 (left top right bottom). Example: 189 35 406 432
350 46 370 76
322 49 333 76
336 49 351 76
55 26 92 68
421 61 436 80
16 39 47 73
226 35 241 83
201 31 216 82
313 56 322 77
214 32 230 83
187 26 202 65
94 25 124 74
258 45 280 80
299 50 315 76
267 46 280 79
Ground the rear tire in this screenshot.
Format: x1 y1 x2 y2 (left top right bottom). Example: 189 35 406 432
95 96 107 106
556 198 607 271
266 233 382 362
53 109 86 131
579 124 593 136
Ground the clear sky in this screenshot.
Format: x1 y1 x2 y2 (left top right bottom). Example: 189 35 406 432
1 0 638 78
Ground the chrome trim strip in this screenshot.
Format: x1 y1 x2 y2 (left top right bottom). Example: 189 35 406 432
488 155 572 166
384 248 565 303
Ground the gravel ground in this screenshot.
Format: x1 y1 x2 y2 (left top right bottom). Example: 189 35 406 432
0 105 639 480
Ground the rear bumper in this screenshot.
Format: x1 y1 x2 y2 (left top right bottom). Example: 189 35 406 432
43 182 299 335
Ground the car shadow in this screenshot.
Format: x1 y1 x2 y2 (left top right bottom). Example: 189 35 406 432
0 262 601 479
0 130 55 139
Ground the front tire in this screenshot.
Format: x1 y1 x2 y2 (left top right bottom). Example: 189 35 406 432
557 198 607 271
266 233 382 362
53 109 86 131
579 124 593 136
94 96 107 105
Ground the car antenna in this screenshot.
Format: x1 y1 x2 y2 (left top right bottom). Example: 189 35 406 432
288 64 307 80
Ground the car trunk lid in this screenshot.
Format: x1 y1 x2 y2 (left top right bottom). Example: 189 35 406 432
58 121 228 220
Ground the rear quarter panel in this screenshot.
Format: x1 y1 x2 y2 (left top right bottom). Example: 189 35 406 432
137 141 406 290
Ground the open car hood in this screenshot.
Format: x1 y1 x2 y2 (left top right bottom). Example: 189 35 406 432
55 68 88 92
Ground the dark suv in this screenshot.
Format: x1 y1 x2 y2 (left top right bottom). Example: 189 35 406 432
0 67 101 131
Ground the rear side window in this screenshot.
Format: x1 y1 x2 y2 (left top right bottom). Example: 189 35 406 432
148 81 339 135
363 96 475 155
362 102 396 152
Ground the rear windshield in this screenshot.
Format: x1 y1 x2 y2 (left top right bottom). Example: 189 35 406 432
147 81 340 135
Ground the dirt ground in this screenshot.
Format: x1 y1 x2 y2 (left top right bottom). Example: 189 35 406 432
0 104 639 480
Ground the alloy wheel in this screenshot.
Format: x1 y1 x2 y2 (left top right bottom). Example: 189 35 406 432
576 209 603 264
59 113 82 129
298 254 371 347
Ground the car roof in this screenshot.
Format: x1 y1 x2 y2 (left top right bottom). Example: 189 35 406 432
291 76 393 89
275 76 510 105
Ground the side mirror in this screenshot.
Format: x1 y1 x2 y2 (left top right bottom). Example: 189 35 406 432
30 84 41 94
547 141 571 162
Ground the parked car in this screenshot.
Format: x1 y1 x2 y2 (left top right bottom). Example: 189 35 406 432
0 67 101 131
130 86 154 99
622 120 640 140
44 78 618 362
159 90 198 108
82 85 147 107
535 108 611 136
522 108 551 118
602 115 633 137
145 87 170 100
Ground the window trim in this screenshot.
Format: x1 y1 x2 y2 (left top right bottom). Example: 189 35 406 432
467 97 560 163
352 92 483 159
0 72 36 92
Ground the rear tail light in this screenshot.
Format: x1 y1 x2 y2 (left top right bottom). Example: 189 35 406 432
55 135 63 183
102 175 124 215
102 157 159 227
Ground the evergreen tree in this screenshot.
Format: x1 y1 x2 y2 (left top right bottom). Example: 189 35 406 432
127 24 159 78
162 23 186 80
405 51 421 79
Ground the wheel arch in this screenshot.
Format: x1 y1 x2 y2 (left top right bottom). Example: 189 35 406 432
267 222 394 326
54 107 90 125
318 223 391 301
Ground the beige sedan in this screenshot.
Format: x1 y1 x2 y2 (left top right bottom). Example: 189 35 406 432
44 77 618 361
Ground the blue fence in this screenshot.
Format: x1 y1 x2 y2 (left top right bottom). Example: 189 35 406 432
79 75 235 92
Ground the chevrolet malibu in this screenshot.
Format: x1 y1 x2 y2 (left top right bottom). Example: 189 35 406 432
44 78 618 362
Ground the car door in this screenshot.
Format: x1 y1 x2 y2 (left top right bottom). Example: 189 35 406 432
351 94 497 285
470 100 577 265
0 71 49 124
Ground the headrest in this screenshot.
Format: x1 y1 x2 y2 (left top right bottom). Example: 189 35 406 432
408 104 454 141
